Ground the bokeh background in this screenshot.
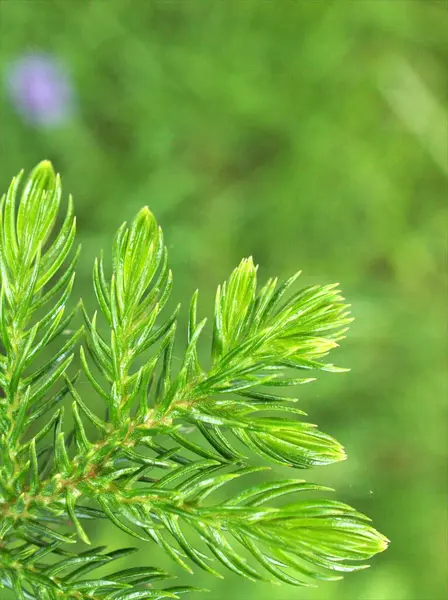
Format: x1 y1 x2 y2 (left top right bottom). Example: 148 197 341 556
0 1 446 599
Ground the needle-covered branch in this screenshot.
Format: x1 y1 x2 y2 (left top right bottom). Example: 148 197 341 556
0 161 80 513
0 162 388 600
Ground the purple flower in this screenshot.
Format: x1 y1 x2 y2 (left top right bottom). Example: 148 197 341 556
6 53 75 126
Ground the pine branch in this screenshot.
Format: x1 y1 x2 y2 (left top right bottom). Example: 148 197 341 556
0 162 389 599
1 543 194 599
0 162 80 521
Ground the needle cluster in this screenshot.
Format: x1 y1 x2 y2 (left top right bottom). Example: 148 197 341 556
0 162 388 599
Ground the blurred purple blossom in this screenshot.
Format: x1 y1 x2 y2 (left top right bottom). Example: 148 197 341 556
6 53 75 126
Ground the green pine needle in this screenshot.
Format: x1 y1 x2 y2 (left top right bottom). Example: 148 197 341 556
0 162 388 599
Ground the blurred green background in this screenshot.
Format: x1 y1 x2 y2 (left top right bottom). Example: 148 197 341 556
0 1 446 599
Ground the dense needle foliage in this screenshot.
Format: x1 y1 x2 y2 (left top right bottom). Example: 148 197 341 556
0 162 388 599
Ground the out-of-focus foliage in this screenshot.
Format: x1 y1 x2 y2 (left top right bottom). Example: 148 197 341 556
0 1 446 599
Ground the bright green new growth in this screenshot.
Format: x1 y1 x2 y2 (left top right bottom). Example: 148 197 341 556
0 162 388 599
